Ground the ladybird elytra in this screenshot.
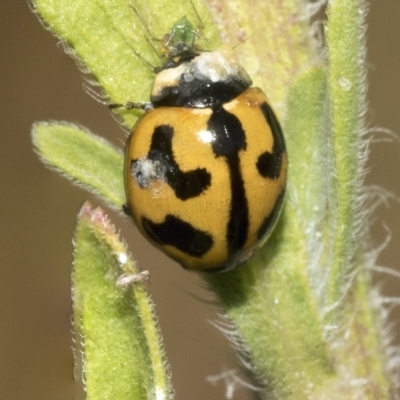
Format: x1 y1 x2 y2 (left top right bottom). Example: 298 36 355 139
120 15 287 272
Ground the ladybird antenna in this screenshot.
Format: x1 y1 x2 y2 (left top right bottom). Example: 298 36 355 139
189 0 204 30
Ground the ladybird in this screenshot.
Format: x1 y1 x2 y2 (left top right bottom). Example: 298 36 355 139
119 15 287 272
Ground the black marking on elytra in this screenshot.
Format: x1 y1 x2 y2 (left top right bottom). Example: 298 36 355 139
256 102 286 180
257 189 286 240
134 124 211 200
207 106 249 255
141 214 213 258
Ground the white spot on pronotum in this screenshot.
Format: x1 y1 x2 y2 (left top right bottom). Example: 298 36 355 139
152 48 252 99
116 270 150 287
188 50 242 83
338 77 352 91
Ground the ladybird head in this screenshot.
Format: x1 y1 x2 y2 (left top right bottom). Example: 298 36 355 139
151 46 252 108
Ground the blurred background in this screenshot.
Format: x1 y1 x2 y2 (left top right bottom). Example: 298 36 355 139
1 2 399 399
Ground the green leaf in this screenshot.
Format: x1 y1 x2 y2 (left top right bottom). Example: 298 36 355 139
32 0 220 128
207 67 334 399
31 0 394 398
203 0 316 117
325 0 369 308
73 202 172 400
32 122 124 209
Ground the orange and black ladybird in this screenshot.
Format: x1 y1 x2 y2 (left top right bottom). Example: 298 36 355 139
116 13 287 272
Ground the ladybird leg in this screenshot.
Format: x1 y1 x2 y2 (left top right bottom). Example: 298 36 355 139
122 202 132 216
109 101 153 111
